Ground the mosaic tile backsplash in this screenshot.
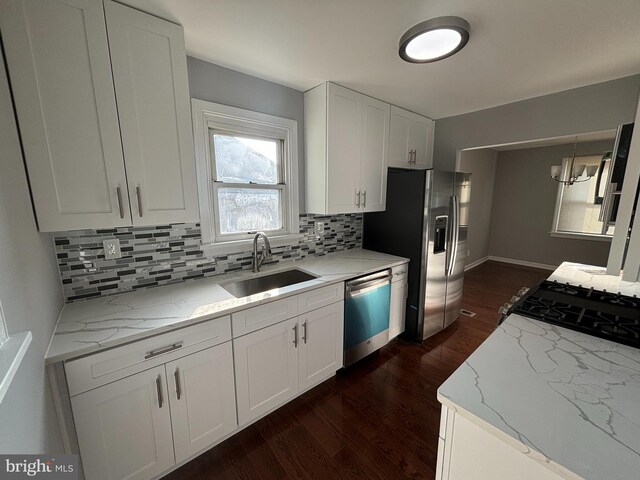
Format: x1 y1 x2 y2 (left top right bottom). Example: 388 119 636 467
55 214 362 302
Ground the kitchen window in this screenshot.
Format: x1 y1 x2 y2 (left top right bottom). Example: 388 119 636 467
550 153 614 241
191 100 300 255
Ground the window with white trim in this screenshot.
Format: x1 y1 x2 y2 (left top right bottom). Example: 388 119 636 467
191 100 299 254
551 152 614 239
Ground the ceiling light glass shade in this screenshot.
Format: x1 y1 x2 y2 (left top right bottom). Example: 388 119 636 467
399 16 470 63
572 164 586 177
586 165 599 177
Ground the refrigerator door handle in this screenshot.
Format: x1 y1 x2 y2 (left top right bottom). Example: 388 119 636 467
446 195 460 276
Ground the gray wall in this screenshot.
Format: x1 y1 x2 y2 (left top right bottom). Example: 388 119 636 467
434 75 640 171
459 149 497 267
187 57 307 212
0 54 64 452
488 140 614 267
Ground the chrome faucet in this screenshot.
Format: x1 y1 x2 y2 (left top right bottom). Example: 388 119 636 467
251 232 272 273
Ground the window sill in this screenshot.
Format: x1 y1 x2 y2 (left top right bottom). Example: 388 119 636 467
0 331 32 405
549 231 613 242
200 233 304 257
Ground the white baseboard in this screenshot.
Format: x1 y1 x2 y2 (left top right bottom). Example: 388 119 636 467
464 256 490 271
488 256 557 271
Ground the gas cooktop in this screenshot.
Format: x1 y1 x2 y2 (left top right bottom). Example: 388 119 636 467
509 280 640 349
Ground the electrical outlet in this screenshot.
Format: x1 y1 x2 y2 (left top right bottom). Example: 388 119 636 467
315 221 325 235
103 239 122 260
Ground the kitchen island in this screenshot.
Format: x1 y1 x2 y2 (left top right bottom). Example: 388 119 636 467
436 262 640 480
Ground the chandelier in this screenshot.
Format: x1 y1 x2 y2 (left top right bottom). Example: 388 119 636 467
550 139 598 186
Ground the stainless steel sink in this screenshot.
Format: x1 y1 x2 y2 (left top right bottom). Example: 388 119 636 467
221 269 318 298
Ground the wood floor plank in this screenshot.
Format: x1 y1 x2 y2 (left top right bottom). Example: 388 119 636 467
163 260 548 480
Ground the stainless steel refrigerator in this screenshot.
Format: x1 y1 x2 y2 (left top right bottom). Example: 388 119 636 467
363 169 471 341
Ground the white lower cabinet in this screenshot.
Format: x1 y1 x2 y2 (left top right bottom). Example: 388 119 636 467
389 265 408 339
234 300 345 426
71 341 237 480
298 303 344 391
166 343 237 463
67 287 346 480
71 365 175 480
436 405 564 480
233 317 299 426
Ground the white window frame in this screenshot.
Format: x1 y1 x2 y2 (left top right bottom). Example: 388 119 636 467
191 99 300 255
550 155 612 242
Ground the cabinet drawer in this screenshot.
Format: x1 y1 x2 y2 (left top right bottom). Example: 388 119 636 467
392 263 408 283
65 316 231 396
297 283 344 314
232 296 298 338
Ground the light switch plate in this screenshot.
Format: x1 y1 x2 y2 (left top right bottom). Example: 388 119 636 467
103 239 122 260
315 221 325 235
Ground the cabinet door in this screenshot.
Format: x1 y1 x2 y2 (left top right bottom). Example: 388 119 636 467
389 280 408 339
327 83 362 213
71 366 174 480
166 343 237 463
105 1 199 226
0 0 131 231
388 106 413 168
411 115 435 169
360 96 390 212
298 302 344 391
233 317 299 426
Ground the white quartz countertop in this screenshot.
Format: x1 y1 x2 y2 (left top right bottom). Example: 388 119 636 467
438 262 640 480
549 262 640 297
45 249 407 364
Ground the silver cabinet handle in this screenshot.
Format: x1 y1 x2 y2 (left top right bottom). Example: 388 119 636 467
156 375 163 408
362 191 367 208
116 187 124 219
145 342 183 359
413 150 417 164
408 150 413 164
293 324 298 348
174 368 181 400
136 186 143 217
302 321 307 344
355 190 361 207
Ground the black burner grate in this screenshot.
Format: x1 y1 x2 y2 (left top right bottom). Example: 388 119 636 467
510 280 640 349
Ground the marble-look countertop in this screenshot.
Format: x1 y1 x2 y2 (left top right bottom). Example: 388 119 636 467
45 249 407 364
549 262 640 297
438 264 640 480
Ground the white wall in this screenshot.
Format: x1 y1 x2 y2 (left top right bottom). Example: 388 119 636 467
0 51 64 452
458 149 497 267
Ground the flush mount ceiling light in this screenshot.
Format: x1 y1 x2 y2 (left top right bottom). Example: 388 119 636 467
399 16 470 63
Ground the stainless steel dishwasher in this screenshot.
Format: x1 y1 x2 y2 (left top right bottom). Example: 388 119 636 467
343 270 392 367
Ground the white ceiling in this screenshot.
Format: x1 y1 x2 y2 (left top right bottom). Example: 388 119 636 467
121 0 640 119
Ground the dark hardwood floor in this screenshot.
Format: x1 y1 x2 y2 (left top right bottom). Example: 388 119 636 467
166 261 550 480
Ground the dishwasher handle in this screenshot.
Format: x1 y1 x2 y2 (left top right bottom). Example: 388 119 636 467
346 270 391 296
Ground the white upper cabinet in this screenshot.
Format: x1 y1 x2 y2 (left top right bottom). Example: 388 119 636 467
104 1 199 226
305 82 390 214
360 95 390 212
0 0 199 231
388 105 434 170
0 0 131 231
